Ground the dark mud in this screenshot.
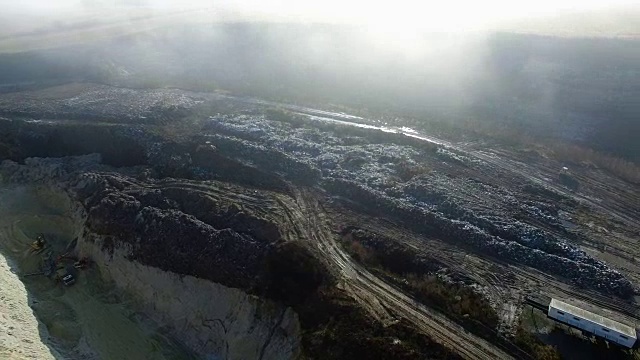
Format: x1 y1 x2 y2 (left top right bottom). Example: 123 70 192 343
1 82 638 359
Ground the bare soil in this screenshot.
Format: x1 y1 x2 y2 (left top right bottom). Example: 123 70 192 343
1 83 638 359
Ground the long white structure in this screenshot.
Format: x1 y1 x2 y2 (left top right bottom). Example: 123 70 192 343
548 298 638 348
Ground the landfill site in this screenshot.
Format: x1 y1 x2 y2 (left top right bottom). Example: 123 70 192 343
0 82 639 359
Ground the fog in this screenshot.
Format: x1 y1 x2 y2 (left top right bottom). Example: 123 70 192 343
0 1 638 161
1 0 638 38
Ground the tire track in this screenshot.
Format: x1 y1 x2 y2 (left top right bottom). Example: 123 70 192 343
287 190 515 360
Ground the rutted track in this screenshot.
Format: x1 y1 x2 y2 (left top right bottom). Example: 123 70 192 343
2 83 639 359
154 179 517 359
468 149 640 228
290 190 516 360
100 173 640 358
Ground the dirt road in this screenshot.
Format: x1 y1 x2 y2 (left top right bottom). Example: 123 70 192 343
290 190 516 360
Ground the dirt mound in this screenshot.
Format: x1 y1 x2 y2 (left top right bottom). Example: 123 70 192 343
2 83 639 359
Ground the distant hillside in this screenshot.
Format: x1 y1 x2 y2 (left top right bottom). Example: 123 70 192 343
0 24 638 162
499 7 639 38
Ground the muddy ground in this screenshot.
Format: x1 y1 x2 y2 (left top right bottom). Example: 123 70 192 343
1 82 639 359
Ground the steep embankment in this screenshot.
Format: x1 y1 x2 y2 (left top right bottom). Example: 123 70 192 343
0 156 303 360
79 244 300 359
2 83 638 359
0 185 200 359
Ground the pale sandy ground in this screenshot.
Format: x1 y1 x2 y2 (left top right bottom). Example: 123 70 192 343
0 185 193 359
0 253 56 360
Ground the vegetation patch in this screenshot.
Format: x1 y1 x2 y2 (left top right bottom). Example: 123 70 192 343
263 237 460 359
395 159 431 182
265 107 307 128
549 143 640 185
263 241 329 307
402 273 499 330
297 287 459 360
558 171 580 191
514 326 562 360
340 231 498 332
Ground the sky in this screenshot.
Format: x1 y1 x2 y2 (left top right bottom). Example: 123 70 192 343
0 0 637 39
3 0 637 22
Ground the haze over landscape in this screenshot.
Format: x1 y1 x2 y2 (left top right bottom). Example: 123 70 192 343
0 1 639 360
1 0 639 34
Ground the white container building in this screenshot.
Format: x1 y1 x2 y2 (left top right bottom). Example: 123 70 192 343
548 298 638 348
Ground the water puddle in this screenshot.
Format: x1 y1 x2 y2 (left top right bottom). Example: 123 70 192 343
0 185 194 359
299 113 450 147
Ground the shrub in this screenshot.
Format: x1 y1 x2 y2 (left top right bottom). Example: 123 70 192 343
514 326 561 360
551 143 640 184
558 172 579 190
265 107 307 127
395 159 430 182
347 240 379 266
404 274 499 330
264 241 329 306
340 236 498 331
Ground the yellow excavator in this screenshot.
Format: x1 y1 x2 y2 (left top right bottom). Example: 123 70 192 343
29 234 47 254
